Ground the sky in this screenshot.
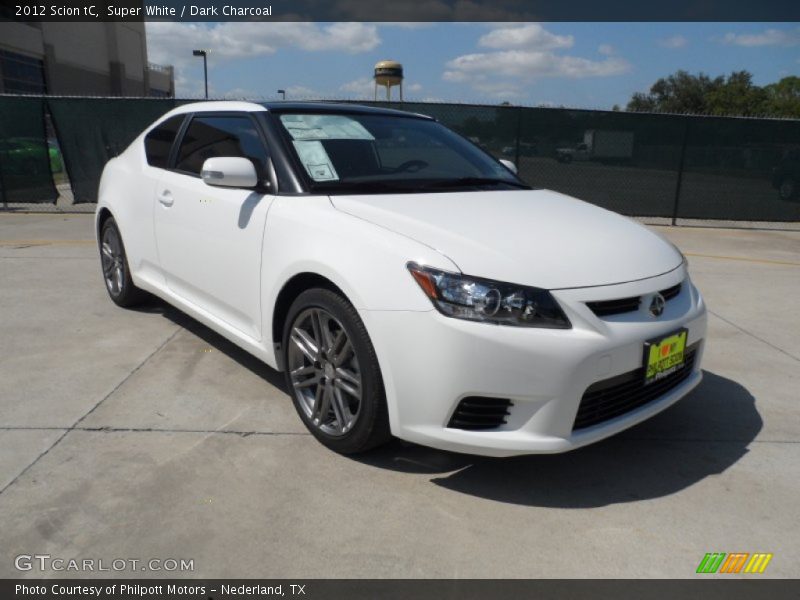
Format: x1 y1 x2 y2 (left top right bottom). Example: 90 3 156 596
145 22 800 108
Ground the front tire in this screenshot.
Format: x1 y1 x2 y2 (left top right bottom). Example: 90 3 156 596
99 216 146 307
283 288 391 454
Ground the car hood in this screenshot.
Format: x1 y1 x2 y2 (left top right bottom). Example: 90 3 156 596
330 189 683 289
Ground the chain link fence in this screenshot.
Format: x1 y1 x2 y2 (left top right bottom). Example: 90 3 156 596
1 96 799 224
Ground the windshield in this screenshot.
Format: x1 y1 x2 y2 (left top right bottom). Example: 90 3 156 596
274 111 528 193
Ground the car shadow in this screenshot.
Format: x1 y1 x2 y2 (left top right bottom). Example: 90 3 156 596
355 372 762 508
140 296 288 393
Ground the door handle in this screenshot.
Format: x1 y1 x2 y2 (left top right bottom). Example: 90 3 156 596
158 190 174 207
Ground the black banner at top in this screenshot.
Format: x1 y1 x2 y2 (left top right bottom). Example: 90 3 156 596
1 0 800 22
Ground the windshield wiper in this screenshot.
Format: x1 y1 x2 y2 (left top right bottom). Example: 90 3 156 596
417 177 530 190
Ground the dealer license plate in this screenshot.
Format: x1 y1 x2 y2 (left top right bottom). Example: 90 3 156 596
643 329 687 385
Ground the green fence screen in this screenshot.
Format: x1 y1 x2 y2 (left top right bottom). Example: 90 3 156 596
47 98 178 203
0 96 57 204
1 97 798 221
370 101 800 222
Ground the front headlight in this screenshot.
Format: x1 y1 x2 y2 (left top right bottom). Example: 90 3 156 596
407 263 571 329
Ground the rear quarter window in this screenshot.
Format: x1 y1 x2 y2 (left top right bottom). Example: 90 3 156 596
144 115 185 168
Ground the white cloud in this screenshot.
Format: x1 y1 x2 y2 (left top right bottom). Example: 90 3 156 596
719 28 800 47
658 35 688 49
444 50 630 81
146 22 381 66
146 22 381 97
470 80 525 99
479 23 573 50
443 24 630 102
339 77 377 98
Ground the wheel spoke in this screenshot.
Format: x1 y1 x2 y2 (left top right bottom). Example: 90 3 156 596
330 387 350 433
333 377 360 400
114 266 123 293
319 314 336 353
330 330 346 357
295 373 322 389
312 384 331 425
335 366 359 385
310 310 324 353
291 365 321 389
290 365 316 378
290 327 319 363
101 243 114 260
333 340 354 367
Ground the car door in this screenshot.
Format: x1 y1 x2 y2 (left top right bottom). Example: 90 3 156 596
154 113 275 340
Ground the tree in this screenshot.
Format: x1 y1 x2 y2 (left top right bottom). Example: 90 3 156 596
762 76 800 118
705 71 767 116
626 71 800 118
627 70 722 114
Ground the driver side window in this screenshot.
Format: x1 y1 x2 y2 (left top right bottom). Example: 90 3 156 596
175 116 269 179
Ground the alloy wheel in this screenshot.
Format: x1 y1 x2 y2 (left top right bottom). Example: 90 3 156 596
101 226 125 296
287 307 363 436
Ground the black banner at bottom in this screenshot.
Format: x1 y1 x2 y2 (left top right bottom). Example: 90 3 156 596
3 580 799 600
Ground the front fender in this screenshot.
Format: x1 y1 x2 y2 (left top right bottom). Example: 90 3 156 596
260 194 456 349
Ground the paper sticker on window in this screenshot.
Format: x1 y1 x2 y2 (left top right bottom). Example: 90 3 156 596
293 140 339 181
280 114 374 141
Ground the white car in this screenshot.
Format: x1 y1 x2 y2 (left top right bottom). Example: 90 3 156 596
96 101 707 457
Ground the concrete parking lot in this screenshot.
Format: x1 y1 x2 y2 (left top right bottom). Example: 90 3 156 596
0 213 798 578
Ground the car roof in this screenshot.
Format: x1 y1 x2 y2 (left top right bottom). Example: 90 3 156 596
162 100 432 120
261 101 433 120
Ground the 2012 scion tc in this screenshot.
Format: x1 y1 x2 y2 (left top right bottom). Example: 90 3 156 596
96 101 707 456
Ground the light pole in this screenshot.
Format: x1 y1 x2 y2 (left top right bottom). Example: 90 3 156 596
192 49 208 99
277 89 286 100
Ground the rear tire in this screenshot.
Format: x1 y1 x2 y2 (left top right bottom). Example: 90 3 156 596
282 288 391 454
99 217 147 307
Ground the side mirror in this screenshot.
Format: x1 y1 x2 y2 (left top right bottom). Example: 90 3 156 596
201 157 258 189
499 159 518 175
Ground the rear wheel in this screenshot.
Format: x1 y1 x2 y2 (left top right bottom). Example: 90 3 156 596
99 217 146 307
283 288 390 454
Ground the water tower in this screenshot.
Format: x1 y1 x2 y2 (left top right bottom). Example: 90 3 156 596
374 60 404 101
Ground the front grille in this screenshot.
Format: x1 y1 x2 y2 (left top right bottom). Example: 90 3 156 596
572 343 698 431
586 281 683 317
448 397 513 430
586 296 641 316
660 282 682 301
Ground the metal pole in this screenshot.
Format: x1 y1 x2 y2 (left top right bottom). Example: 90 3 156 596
671 119 690 226
513 106 522 172
203 54 208 99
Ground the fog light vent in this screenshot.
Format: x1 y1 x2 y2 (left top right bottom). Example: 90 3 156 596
447 397 513 430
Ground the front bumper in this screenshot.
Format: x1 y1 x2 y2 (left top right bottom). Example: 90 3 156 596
362 265 707 457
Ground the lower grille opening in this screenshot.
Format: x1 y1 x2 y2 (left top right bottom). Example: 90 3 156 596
573 343 699 431
448 397 513 430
